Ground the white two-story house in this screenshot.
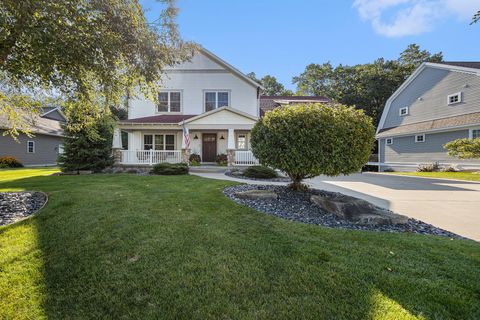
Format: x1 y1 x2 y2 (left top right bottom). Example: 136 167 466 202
112 47 263 166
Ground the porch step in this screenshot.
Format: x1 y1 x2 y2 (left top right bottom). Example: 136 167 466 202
189 165 228 173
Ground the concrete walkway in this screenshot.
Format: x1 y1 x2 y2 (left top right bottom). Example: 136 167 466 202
191 171 480 241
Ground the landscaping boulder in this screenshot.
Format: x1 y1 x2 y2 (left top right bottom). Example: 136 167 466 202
310 194 408 225
234 189 278 200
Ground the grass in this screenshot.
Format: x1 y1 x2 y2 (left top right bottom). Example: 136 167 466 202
0 168 479 319
385 171 480 182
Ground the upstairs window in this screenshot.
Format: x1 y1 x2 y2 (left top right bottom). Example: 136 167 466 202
447 92 462 105
157 91 181 112
385 138 393 146
399 107 409 116
205 91 229 112
27 141 35 153
415 134 425 143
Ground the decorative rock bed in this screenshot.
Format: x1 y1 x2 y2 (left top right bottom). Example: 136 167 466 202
224 184 463 239
0 192 47 226
225 169 291 182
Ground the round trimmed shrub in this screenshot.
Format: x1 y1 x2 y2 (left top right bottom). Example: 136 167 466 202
0 156 24 168
243 165 277 179
251 103 375 189
151 163 189 175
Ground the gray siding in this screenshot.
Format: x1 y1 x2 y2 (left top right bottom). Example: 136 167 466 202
42 110 66 122
379 128 480 171
383 68 480 129
0 130 63 165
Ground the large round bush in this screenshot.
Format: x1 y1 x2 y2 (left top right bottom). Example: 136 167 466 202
251 103 375 189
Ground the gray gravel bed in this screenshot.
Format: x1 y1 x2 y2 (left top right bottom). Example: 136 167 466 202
0 192 47 226
224 184 464 239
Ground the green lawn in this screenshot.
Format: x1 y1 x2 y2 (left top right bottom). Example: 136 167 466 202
0 169 479 319
385 171 480 182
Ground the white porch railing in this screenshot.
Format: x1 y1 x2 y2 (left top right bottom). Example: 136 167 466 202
120 150 182 165
234 150 259 166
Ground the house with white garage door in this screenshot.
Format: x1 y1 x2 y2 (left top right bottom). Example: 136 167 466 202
376 62 480 172
112 47 263 166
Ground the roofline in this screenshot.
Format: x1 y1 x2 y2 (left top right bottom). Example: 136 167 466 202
376 62 480 134
376 122 480 139
197 47 264 90
181 106 258 124
41 107 67 121
0 126 64 137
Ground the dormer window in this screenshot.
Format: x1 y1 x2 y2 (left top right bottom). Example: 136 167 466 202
157 91 181 112
447 92 462 105
399 107 409 116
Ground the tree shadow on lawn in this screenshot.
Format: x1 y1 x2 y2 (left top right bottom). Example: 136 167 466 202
1 174 479 319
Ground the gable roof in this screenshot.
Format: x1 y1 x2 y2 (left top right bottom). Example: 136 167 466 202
376 61 480 134
41 106 67 122
0 112 64 137
183 106 258 124
187 47 263 90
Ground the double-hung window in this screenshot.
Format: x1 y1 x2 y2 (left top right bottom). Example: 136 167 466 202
236 134 247 150
205 91 229 112
144 134 175 150
157 91 181 112
27 141 35 153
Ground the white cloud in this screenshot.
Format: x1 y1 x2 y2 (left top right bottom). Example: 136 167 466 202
353 0 480 37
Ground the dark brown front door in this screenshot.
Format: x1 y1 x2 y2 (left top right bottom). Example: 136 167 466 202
202 134 217 162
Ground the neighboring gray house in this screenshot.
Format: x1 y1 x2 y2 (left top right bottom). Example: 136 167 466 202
376 62 480 172
0 107 65 166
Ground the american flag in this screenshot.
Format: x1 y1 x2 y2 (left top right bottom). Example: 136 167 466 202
182 120 190 149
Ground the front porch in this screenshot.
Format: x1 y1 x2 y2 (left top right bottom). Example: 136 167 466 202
112 107 260 167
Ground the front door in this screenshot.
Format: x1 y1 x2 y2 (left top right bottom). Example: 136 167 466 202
202 133 217 162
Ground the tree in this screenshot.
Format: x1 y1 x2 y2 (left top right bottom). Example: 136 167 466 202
250 103 375 190
444 138 480 159
472 11 480 24
59 106 115 173
292 44 443 126
0 0 193 136
247 72 293 96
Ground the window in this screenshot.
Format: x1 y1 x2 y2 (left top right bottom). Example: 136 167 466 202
58 144 64 154
157 91 181 112
385 138 393 146
447 92 462 105
415 134 425 143
470 129 480 139
27 141 35 153
399 107 409 116
204 91 230 111
236 134 247 149
144 134 175 150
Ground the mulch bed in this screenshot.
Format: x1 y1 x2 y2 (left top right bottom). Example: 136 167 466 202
0 192 47 226
224 184 464 239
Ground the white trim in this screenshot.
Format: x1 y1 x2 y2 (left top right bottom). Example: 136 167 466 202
182 106 258 124
27 140 35 153
156 90 183 113
376 121 480 139
399 106 409 116
447 92 462 105
377 62 480 134
415 134 425 143
469 127 480 139
385 138 393 145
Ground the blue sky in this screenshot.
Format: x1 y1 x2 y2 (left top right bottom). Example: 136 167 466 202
140 0 480 90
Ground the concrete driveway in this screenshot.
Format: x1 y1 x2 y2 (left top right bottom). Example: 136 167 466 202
192 171 480 241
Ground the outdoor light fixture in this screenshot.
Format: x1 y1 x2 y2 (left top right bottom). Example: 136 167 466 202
194 134 198 139
220 135 225 140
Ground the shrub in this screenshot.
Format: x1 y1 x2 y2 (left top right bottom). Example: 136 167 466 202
151 162 189 175
444 138 480 159
216 154 228 166
442 164 459 172
251 103 375 189
189 153 201 166
0 156 23 168
417 162 440 172
383 168 395 172
243 165 277 179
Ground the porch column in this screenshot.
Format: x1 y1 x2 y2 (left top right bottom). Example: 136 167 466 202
226 128 235 167
181 127 191 164
112 127 123 165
